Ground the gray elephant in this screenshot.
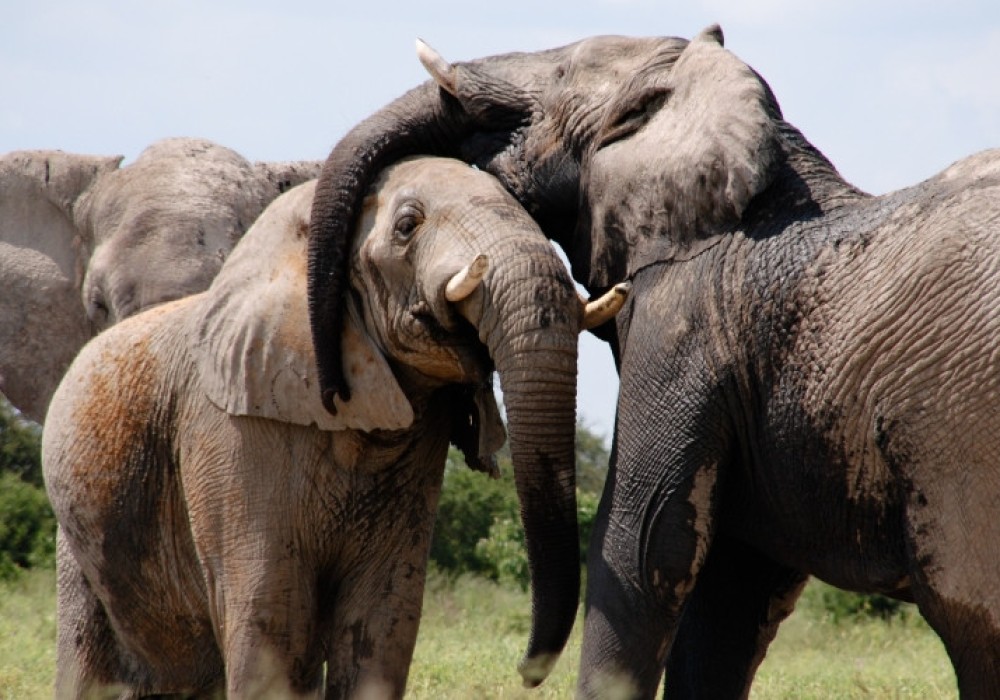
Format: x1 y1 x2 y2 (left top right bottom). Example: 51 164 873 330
303 27 1000 699
0 137 320 422
44 157 624 698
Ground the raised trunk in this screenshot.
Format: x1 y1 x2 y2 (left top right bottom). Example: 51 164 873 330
466 252 581 686
307 71 534 413
308 82 458 411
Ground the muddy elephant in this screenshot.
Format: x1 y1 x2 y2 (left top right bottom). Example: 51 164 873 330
44 157 625 698
303 27 1000 699
0 137 320 422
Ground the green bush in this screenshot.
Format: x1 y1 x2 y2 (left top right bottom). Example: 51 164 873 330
800 579 910 623
431 421 609 586
0 398 55 579
0 398 43 487
0 472 57 580
430 450 520 577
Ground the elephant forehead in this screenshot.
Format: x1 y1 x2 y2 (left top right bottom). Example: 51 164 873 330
564 35 683 84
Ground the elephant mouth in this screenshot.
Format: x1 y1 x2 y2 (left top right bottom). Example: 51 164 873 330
406 299 494 379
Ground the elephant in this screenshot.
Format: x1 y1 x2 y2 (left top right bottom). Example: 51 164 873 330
0 137 320 422
303 26 1000 698
43 156 627 698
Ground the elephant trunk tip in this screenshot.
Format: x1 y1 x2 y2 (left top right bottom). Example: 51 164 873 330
518 651 560 688
321 385 349 415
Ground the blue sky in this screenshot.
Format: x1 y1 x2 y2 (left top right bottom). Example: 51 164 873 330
4 1 998 439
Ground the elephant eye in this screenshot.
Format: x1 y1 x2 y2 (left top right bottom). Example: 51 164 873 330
393 204 424 244
598 86 670 149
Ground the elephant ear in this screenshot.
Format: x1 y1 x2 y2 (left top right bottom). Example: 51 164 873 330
654 24 780 240
0 151 122 421
189 180 414 433
587 25 782 283
0 150 123 266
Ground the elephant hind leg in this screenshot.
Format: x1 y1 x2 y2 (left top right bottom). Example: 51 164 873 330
663 535 808 699
901 468 1000 697
55 531 135 699
912 593 1000 698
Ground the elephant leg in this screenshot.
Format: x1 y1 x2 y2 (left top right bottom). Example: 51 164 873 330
212 563 324 699
54 530 134 699
579 456 723 699
577 333 738 698
662 535 807 699
903 474 1000 698
324 530 436 698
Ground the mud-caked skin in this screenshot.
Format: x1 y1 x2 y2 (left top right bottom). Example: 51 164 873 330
304 24 1000 699
43 158 583 698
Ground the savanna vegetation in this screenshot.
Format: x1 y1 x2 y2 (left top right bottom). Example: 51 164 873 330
0 397 956 697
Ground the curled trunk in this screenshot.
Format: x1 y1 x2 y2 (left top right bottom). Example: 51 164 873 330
307 71 533 412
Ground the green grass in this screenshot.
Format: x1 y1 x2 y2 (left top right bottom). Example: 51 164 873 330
750 583 957 699
0 570 957 698
0 568 56 700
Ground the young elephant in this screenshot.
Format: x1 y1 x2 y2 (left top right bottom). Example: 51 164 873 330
43 158 623 698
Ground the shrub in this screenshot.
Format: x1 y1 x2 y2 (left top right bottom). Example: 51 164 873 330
431 420 608 586
0 398 55 579
800 579 910 623
0 472 57 580
430 451 520 577
0 398 43 487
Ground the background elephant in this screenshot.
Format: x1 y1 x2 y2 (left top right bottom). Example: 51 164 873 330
0 137 320 422
304 27 1000 699
42 156 605 697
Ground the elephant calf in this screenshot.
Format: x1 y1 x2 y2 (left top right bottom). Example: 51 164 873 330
43 158 624 698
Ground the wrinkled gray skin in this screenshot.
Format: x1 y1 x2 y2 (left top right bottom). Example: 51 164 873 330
43 158 582 698
306 26 1000 698
0 137 319 422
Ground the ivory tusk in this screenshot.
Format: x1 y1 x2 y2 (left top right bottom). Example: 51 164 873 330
580 282 632 330
416 39 458 96
445 255 489 302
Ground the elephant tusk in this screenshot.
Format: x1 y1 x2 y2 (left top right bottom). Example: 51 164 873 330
445 254 489 302
416 38 458 96
580 282 631 330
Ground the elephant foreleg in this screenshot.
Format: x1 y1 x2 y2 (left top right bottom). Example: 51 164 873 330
324 539 434 698
579 457 723 699
662 535 807 699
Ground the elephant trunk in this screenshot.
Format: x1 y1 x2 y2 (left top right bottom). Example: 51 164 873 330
308 82 457 411
308 72 534 413
463 246 581 687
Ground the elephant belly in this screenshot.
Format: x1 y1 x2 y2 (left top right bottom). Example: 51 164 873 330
726 415 913 595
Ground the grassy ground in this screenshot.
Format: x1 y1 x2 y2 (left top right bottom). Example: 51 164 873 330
0 569 56 700
0 569 956 699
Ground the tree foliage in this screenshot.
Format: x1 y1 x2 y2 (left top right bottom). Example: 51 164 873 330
0 398 53 579
430 420 609 588
0 398 43 487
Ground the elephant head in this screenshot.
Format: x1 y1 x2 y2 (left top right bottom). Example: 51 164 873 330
0 137 320 422
578 26 787 284
305 35 687 405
